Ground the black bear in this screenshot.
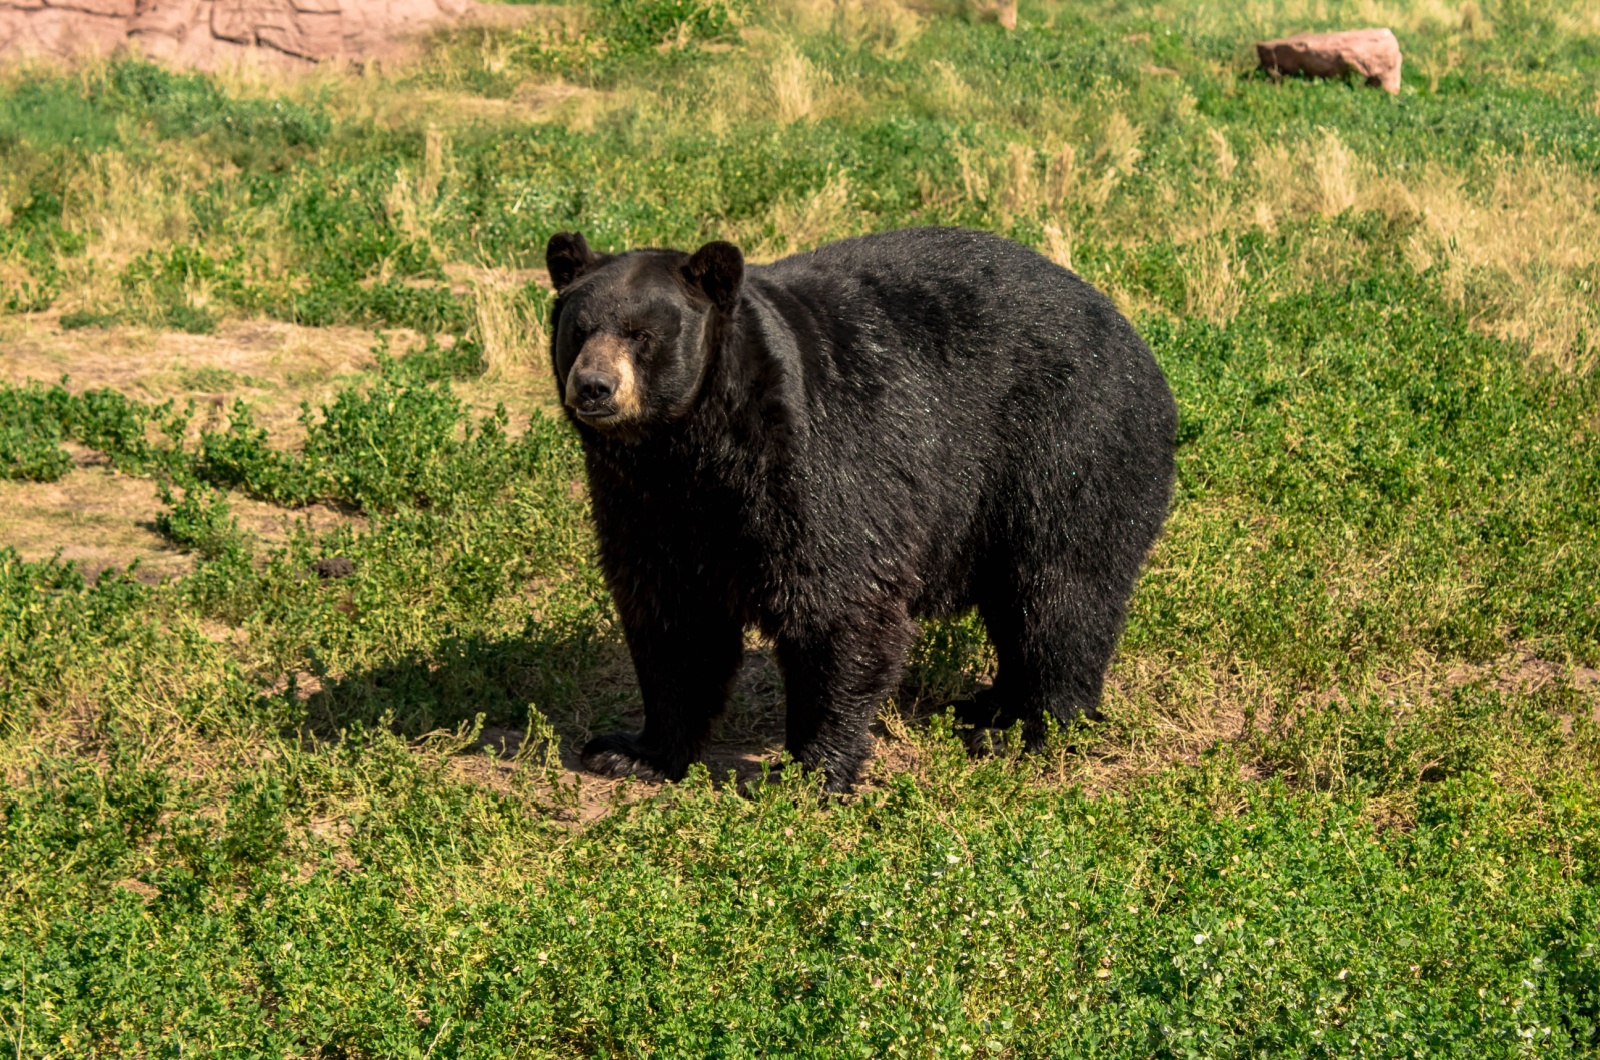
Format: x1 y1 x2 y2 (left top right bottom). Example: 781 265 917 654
546 226 1176 791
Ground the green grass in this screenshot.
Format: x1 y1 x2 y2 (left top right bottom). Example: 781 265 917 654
2 0 1600 1054
7 727 1600 1056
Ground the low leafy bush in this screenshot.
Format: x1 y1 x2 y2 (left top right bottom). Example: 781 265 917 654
194 353 549 513
194 399 320 506
591 0 747 51
0 385 73 481
90 60 331 151
0 380 192 480
156 484 248 560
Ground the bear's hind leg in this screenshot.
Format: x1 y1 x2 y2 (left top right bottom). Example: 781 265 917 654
971 566 1130 745
777 604 916 792
581 611 744 782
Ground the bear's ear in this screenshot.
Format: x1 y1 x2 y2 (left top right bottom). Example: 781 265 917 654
683 241 744 313
547 231 607 292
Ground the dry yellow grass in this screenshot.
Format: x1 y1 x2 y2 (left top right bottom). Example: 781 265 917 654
833 0 928 55
1001 142 1038 215
1019 120 1600 369
383 125 452 254
1389 159 1600 373
467 271 547 382
769 42 821 124
1044 144 1078 209
1180 234 1244 325
1242 127 1600 372
4 5 1594 377
1207 128 1237 183
1098 109 1144 178
925 59 973 117
47 148 207 315
740 169 859 258
1311 127 1359 217
1041 222 1074 271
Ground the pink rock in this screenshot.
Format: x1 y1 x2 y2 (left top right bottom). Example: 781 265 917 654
338 0 470 55
1257 28 1402 94
45 0 136 17
0 5 126 54
255 10 341 59
128 0 199 36
2 0 531 67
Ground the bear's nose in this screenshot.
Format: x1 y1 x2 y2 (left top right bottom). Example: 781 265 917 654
574 370 616 407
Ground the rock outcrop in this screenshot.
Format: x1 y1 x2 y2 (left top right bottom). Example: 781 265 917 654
0 0 500 68
1256 28 1402 94
972 0 1016 30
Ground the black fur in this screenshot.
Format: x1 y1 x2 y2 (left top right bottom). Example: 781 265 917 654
546 227 1177 791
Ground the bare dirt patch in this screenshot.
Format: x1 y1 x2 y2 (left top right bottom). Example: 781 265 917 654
2 313 381 444
0 449 362 580
2 315 375 394
1442 648 1600 733
0 460 193 582
2 312 559 441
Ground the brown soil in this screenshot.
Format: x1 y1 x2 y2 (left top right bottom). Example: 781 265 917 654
0 453 191 581
2 313 382 445
0 311 567 582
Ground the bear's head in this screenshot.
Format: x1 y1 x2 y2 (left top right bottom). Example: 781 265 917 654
546 232 744 437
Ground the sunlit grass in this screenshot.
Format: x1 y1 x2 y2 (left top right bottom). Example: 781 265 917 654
1 0 1599 1053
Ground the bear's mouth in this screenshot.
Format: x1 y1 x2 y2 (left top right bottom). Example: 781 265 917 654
573 405 618 423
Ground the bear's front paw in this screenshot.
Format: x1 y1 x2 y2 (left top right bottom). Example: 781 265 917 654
579 732 687 782
950 687 1016 730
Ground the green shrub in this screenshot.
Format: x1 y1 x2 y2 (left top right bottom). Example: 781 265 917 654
0 384 73 482
92 59 330 150
58 308 120 329
591 0 746 51
195 399 319 506
156 484 249 560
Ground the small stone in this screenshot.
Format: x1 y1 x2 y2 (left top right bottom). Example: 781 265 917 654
1256 28 1402 95
311 556 355 580
970 0 1016 31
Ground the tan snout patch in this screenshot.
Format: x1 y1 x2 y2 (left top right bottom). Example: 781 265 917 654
564 334 642 422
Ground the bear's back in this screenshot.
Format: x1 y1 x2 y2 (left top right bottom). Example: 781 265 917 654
744 227 1163 433
752 227 1143 379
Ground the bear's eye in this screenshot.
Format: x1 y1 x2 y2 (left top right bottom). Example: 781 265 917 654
629 330 652 348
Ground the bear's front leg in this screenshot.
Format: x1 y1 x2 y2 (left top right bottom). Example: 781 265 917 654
580 609 744 782
777 606 916 792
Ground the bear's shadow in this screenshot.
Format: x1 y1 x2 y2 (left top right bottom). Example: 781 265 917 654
295 633 773 786
296 630 984 788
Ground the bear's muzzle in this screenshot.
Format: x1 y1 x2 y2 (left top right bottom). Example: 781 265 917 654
565 334 641 426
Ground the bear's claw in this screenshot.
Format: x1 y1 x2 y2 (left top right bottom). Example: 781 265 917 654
579 732 683 781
